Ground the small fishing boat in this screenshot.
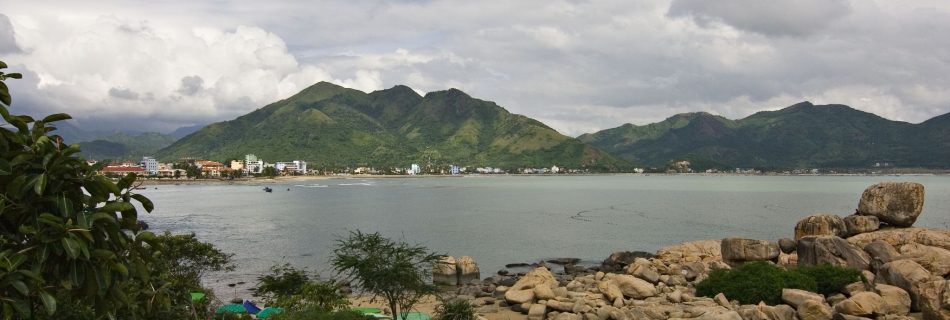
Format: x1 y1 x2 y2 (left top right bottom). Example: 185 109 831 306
263 187 273 193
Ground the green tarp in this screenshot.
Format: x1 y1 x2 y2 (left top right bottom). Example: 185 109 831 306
396 312 431 320
215 303 246 315
257 307 284 319
352 307 383 315
190 292 206 302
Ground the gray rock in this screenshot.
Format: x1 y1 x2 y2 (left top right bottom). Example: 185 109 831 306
897 243 950 276
795 214 848 240
857 182 924 228
721 237 780 267
797 236 871 270
843 215 880 237
876 259 935 311
779 238 798 254
863 240 901 272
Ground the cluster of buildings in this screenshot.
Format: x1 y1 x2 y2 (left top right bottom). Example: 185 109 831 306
95 154 308 178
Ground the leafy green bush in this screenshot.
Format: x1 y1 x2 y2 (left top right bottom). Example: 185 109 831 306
273 308 372 320
255 263 350 312
695 262 817 305
435 298 476 320
792 264 864 295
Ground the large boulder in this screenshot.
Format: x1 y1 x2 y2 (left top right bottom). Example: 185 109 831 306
797 236 871 270
848 228 950 251
457 256 481 284
782 288 825 308
655 240 722 264
505 267 557 304
918 279 950 320
796 214 849 240
876 259 936 311
611 274 657 299
857 182 924 228
844 215 880 237
874 284 911 316
863 240 901 271
741 303 797 320
779 238 798 254
897 243 950 276
721 237 780 267
797 299 834 320
833 291 885 317
434 256 458 285
626 258 660 283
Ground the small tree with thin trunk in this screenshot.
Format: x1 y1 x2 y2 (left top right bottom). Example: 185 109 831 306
331 231 446 320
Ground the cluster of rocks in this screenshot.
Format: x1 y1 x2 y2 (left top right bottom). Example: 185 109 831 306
437 182 950 320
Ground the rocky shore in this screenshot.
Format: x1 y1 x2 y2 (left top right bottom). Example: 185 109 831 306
432 182 950 320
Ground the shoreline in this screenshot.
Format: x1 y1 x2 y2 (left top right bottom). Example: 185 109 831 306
135 172 948 186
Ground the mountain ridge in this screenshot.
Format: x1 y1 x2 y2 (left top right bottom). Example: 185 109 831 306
579 102 950 169
156 82 622 170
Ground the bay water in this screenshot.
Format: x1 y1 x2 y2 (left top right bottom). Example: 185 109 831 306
138 175 950 298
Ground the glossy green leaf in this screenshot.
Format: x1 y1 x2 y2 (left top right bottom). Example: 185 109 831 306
38 290 57 315
131 193 154 213
0 81 10 106
62 237 81 259
100 201 134 213
40 113 70 123
6 73 22 79
33 173 47 195
117 173 136 190
10 280 28 296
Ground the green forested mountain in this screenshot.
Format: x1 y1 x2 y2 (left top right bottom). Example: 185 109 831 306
578 102 950 169
156 82 621 170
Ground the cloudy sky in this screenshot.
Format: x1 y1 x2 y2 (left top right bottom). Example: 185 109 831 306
1 0 949 136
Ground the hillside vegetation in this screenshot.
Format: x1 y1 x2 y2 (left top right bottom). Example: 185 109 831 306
157 82 622 170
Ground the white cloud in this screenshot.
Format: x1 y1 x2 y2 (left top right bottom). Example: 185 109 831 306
1 0 949 136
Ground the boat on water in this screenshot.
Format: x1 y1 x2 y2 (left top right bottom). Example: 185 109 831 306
263 187 273 193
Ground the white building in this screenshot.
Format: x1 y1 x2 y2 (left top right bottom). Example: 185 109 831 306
140 157 158 175
244 154 264 174
275 160 308 174
409 164 421 175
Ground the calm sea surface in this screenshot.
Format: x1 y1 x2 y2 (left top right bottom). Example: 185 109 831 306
138 175 950 296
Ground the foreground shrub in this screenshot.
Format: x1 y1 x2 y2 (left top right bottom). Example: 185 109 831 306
435 297 476 320
792 264 864 295
695 261 817 305
273 308 372 320
255 263 350 312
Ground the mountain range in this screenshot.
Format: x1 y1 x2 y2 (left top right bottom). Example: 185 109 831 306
578 102 950 170
156 82 620 170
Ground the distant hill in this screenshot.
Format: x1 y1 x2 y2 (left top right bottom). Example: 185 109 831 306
77 132 178 161
169 124 206 139
578 102 950 170
157 82 622 170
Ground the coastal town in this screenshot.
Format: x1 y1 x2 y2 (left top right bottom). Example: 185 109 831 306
94 154 580 178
